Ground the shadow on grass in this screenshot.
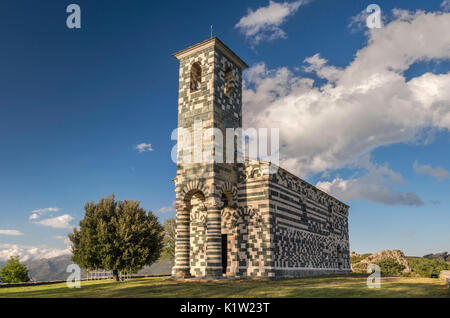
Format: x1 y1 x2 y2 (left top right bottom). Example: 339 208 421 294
1 275 449 298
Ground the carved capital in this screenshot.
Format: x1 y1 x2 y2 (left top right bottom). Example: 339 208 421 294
174 201 190 211
204 197 224 209
190 210 207 226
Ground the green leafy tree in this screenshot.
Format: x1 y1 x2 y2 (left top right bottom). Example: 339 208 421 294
160 217 176 264
69 194 164 281
376 258 406 277
0 256 30 283
408 257 450 277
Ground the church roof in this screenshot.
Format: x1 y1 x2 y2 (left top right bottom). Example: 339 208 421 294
245 157 350 208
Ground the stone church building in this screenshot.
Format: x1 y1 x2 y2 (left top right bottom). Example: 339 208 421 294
171 37 351 279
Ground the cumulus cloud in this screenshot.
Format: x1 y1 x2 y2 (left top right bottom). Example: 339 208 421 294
244 11 450 176
442 0 450 11
156 202 175 214
0 243 70 262
29 213 39 220
303 54 342 82
0 230 24 236
33 215 74 229
136 143 153 153
243 10 450 205
54 236 73 250
349 5 386 33
235 0 309 45
413 160 450 180
316 157 424 206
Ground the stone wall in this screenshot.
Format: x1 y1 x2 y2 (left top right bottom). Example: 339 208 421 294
172 38 351 279
172 38 247 278
269 166 351 276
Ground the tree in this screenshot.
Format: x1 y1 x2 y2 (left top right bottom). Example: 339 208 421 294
160 217 176 264
408 257 450 277
376 258 406 277
69 194 164 281
0 256 30 283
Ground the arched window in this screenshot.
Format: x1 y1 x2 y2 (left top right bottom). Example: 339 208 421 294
190 62 202 92
224 66 232 96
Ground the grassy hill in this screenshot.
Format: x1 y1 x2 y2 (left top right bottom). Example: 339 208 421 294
0 275 449 298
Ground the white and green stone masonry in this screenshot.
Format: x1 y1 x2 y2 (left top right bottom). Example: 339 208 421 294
171 37 351 279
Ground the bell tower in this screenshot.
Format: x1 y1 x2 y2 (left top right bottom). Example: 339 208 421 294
172 37 248 278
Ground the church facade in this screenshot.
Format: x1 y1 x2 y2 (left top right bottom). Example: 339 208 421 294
171 37 351 279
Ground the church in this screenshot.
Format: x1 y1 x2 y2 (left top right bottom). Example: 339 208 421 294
171 37 351 278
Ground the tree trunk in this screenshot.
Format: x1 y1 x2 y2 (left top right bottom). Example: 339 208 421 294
112 269 120 282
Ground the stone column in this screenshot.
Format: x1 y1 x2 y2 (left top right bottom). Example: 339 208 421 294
172 202 191 278
204 197 223 278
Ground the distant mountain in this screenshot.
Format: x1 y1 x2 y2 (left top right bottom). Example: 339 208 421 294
0 255 172 282
423 252 450 262
25 255 83 282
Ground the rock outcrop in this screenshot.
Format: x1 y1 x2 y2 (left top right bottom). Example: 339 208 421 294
351 250 411 274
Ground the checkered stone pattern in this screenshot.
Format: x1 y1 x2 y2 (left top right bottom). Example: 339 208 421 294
221 205 270 278
177 51 214 116
269 167 351 276
172 38 246 279
213 53 242 119
172 38 350 279
189 199 207 277
275 227 333 267
235 160 274 278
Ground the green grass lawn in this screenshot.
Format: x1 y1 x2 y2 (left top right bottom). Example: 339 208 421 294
1 275 449 298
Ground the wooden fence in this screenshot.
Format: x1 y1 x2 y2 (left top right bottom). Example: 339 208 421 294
0 274 170 288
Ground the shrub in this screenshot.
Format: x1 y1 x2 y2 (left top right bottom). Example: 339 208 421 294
376 258 405 277
352 262 368 274
407 257 450 277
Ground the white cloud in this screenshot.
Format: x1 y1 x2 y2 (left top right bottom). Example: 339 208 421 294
235 0 309 45
29 207 60 220
53 236 72 248
243 10 450 205
244 10 450 179
316 157 424 206
32 207 59 214
413 160 450 180
33 214 74 229
0 230 24 236
303 53 342 82
442 0 450 11
156 202 175 214
348 6 387 33
348 10 370 32
0 243 70 262
136 143 153 153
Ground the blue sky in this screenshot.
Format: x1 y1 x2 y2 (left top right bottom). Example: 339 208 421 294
0 0 449 261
